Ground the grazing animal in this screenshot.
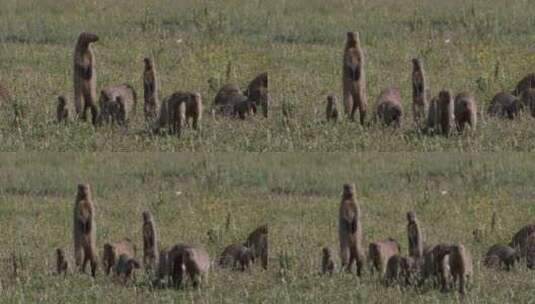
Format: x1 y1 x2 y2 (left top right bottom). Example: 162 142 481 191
73 184 97 277
214 84 246 116
102 239 136 275
321 247 336 275
412 58 428 128
245 72 269 118
449 244 473 295
154 248 170 288
244 224 268 270
233 99 257 119
325 94 339 122
520 88 535 117
484 244 519 270
407 211 424 260
368 238 401 276
56 248 68 275
422 244 452 291
115 254 141 283
342 32 368 124
168 244 210 289
142 211 159 272
385 255 416 286
488 92 523 119
454 92 477 132
339 183 365 275
437 90 454 136
219 244 254 271
526 233 535 269
56 95 69 123
510 224 535 257
375 87 403 128
143 57 159 123
73 32 99 124
166 91 202 136
513 73 535 96
98 84 137 126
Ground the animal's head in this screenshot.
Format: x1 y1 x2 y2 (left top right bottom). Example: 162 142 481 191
78 32 99 45
346 31 360 47
77 184 91 199
406 211 417 223
57 95 67 107
142 211 152 223
327 94 337 105
342 183 356 198
322 247 332 257
144 57 153 69
412 58 422 70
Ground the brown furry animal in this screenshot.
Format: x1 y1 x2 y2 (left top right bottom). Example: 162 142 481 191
510 224 535 257
142 211 159 272
214 84 246 116
325 94 339 122
449 243 473 295
73 32 99 124
56 248 68 275
488 92 523 119
368 238 401 276
143 57 159 123
422 244 452 291
454 92 477 132
56 95 69 123
437 90 454 136
73 184 97 277
102 239 136 275
154 248 170 287
115 254 141 283
513 73 535 96
412 58 428 128
168 244 210 289
219 244 254 271
244 224 268 270
321 247 336 275
484 244 519 270
407 211 424 259
385 255 416 286
233 99 257 119
426 94 439 134
520 88 535 117
245 72 269 118
342 32 368 124
98 84 137 126
166 91 202 136
375 87 403 128
339 183 365 275
526 233 535 269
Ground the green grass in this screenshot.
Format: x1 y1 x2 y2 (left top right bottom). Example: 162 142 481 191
2 0 535 150
0 153 534 303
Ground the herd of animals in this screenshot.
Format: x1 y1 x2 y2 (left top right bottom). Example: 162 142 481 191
1 31 535 137
38 182 535 297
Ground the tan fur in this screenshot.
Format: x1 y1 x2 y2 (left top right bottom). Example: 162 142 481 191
102 238 135 275
73 184 97 277
407 211 424 259
454 92 477 132
245 72 269 118
244 224 268 270
233 99 257 119
368 238 401 276
325 94 339 122
98 84 137 126
514 73 535 96
510 224 535 257
342 32 368 124
219 244 254 271
321 247 336 275
339 183 365 275
56 248 68 275
214 84 246 116
56 95 69 124
142 211 159 272
73 32 99 125
168 244 210 289
165 91 202 136
488 92 523 119
449 243 473 295
375 87 403 128
412 58 428 129
484 244 519 270
437 90 454 136
526 233 535 269
143 57 159 123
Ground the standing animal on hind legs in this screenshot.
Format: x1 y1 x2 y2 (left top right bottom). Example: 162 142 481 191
412 58 428 129
339 183 365 276
143 57 159 124
342 32 368 125
407 211 424 259
142 211 159 272
56 248 68 275
73 32 99 125
325 94 339 122
73 184 97 277
244 224 268 270
437 90 455 136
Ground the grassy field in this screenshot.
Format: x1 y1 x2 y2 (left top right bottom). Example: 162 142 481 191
2 0 535 151
0 153 534 303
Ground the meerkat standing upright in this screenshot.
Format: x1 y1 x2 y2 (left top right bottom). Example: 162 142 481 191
342 32 368 125
143 57 159 123
407 211 424 259
73 184 97 277
339 183 365 276
142 211 159 272
412 58 428 129
73 32 99 125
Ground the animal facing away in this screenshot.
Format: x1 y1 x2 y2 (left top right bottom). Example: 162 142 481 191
375 87 403 128
56 248 68 275
437 90 454 136
154 248 170 288
244 72 269 118
168 244 210 289
384 255 416 286
510 224 535 257
449 243 473 295
422 244 452 291
244 224 268 270
73 184 97 277
368 238 401 276
143 57 159 123
73 32 99 125
411 58 428 129
325 94 339 122
102 238 136 275
407 211 424 260
165 91 202 137
56 95 69 123
454 92 477 132
321 247 336 275
342 32 368 125
219 244 254 271
142 211 159 272
426 94 439 134
484 244 519 271
339 183 365 276
487 92 523 119
98 84 137 126
233 99 257 120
